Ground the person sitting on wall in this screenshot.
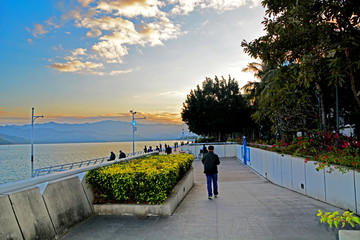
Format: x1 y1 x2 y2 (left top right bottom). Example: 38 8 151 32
144 145 147 153
119 150 126 159
148 146 153 152
166 145 172 154
108 151 116 161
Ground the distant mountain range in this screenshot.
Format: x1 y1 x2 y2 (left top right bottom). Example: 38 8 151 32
0 120 196 144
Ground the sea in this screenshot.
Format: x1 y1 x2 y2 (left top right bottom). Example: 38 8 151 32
0 140 180 185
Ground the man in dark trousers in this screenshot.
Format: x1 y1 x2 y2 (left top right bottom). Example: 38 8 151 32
202 145 220 199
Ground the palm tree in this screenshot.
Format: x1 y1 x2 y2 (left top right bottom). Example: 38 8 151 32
241 62 278 106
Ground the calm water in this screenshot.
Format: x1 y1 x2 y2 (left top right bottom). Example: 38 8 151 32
0 140 179 184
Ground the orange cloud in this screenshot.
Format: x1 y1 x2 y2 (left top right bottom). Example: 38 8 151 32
48 60 104 74
138 111 183 124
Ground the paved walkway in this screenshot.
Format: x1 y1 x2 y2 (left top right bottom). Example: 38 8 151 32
61 157 353 240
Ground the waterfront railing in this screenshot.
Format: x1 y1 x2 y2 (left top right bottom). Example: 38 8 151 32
33 151 144 177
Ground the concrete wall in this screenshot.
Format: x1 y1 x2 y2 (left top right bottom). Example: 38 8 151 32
0 194 24 239
245 146 359 215
181 143 237 159
305 161 326 202
0 174 93 239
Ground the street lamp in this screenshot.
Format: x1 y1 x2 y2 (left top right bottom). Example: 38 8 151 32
130 110 146 155
31 107 43 177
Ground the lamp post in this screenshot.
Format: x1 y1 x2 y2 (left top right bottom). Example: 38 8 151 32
31 107 43 177
130 110 146 155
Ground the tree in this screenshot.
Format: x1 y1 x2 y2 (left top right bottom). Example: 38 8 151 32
181 76 252 141
242 62 277 138
241 0 360 133
242 62 318 138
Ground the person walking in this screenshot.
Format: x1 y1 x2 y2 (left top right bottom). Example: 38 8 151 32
202 145 220 199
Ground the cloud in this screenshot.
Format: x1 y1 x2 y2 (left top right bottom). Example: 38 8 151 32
45 16 59 28
39 0 260 74
86 28 102 37
78 0 95 7
169 0 260 15
140 16 182 46
109 68 136 75
48 60 104 73
141 111 183 124
96 0 164 18
91 38 129 63
158 90 188 97
32 24 48 37
71 48 87 56
169 0 202 15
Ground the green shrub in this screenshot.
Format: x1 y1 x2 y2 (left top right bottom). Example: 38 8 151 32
86 154 194 204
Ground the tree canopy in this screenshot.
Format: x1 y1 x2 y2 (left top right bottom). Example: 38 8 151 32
181 76 253 141
241 0 360 137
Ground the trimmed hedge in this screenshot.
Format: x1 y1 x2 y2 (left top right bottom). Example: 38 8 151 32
86 153 194 204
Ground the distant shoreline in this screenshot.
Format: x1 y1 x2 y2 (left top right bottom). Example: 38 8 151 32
0 138 197 146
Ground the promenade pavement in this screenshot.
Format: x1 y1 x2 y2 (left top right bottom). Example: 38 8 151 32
61 157 354 240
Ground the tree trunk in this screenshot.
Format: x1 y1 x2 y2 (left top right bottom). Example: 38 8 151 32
345 48 360 107
315 82 327 131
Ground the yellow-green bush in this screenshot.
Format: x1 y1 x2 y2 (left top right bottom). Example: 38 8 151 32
86 153 194 204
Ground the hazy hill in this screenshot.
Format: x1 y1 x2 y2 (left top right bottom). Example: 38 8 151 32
0 120 193 144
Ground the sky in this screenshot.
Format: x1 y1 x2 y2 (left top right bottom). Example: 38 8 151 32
0 0 265 126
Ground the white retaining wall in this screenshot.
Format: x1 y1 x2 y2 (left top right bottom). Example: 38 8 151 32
244 146 359 215
181 143 237 159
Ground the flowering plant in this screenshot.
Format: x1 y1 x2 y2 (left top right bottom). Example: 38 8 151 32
248 131 360 173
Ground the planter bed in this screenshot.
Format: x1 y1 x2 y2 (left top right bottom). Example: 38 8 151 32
93 168 194 216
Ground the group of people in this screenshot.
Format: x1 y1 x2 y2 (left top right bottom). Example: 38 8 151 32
108 150 126 161
143 143 174 154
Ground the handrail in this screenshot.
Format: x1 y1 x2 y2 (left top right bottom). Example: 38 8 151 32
32 151 145 177
0 152 157 195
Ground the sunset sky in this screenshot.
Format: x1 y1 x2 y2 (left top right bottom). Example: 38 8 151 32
0 0 265 126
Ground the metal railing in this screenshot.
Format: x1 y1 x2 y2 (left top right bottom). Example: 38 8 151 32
33 151 144 177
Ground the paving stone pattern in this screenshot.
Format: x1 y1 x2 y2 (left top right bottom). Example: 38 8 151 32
61 157 357 240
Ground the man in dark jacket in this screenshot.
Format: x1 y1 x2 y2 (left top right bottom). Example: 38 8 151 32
119 150 126 159
109 151 116 161
202 145 220 199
